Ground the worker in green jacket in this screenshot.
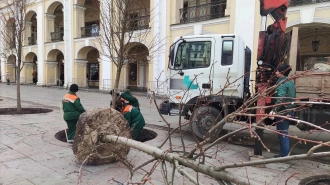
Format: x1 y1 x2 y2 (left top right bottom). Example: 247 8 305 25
269 65 296 157
62 84 86 142
116 99 145 140
110 89 140 109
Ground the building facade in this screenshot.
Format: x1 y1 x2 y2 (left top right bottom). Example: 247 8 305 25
0 0 329 93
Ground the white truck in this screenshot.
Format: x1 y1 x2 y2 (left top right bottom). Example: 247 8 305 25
161 34 252 139
160 33 330 140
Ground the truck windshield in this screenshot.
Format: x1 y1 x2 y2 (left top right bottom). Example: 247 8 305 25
174 41 211 70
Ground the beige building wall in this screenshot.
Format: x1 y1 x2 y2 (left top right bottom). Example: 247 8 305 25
1 0 330 93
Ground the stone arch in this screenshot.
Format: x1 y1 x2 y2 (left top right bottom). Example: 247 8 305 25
47 49 64 61
47 1 64 14
125 42 149 90
25 11 37 45
76 46 100 88
25 11 37 21
6 55 16 82
7 55 16 63
76 46 99 59
25 52 37 62
46 49 64 86
286 23 330 71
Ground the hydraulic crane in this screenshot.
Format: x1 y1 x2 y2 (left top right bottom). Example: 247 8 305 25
254 0 290 156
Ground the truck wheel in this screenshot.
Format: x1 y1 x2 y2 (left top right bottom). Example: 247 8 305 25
190 106 223 141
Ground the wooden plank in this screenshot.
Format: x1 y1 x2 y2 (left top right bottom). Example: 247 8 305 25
288 27 299 78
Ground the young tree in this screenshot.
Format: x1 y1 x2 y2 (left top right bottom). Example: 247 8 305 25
93 0 160 107
0 0 31 113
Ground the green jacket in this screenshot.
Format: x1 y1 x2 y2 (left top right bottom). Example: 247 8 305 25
273 76 296 112
122 105 145 129
120 91 140 109
62 91 85 121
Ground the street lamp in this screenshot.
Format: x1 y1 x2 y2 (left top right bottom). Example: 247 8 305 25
312 28 319 52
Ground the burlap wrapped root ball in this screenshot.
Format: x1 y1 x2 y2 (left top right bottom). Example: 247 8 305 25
72 107 131 165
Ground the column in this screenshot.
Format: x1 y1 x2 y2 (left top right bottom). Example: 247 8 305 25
152 0 167 85
73 5 86 38
37 1 45 86
0 58 5 81
63 0 74 87
45 61 58 86
74 60 88 87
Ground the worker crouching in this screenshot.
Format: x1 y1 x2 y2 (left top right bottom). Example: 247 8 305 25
116 99 145 140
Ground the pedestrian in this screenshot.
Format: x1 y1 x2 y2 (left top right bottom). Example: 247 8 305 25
62 84 86 143
269 65 296 158
60 73 64 86
32 70 38 85
115 99 145 140
6 71 10 85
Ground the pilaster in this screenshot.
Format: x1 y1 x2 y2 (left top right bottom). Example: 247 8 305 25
73 5 86 38
37 2 45 86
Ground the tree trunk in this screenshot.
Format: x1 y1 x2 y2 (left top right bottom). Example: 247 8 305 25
111 64 123 108
16 67 21 113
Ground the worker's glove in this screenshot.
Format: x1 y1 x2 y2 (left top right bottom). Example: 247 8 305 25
269 111 276 120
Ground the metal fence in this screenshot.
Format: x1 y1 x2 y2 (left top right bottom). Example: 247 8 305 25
179 1 226 24
50 31 64 42
81 25 99 38
290 0 330 7
102 79 125 93
147 81 166 96
28 36 37 45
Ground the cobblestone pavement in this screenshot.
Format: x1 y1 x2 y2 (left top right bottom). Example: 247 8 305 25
0 84 330 185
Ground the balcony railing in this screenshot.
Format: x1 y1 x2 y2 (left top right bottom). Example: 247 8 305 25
127 15 150 31
50 31 64 42
180 1 226 24
290 0 330 7
28 36 37 45
81 25 99 38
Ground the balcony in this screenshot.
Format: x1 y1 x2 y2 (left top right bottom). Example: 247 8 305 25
180 1 226 24
50 31 64 42
290 0 330 7
28 36 37 45
81 25 99 38
127 9 150 32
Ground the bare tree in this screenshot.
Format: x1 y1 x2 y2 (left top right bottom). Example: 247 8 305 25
74 70 330 184
0 0 32 113
92 0 162 107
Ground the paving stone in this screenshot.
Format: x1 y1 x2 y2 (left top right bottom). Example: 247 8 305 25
7 180 35 185
0 149 25 162
29 153 57 162
265 162 291 171
48 148 73 158
235 166 278 184
318 163 330 170
28 173 74 185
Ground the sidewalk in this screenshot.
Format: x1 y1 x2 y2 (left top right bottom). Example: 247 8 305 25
0 84 330 185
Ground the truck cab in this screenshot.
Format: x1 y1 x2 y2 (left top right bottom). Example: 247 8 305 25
161 34 252 139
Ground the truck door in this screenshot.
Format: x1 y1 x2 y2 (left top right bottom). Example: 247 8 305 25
212 36 245 99
168 38 215 104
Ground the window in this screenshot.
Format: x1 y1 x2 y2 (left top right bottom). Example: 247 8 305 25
221 41 233 66
299 56 330 72
88 63 99 80
174 41 211 70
